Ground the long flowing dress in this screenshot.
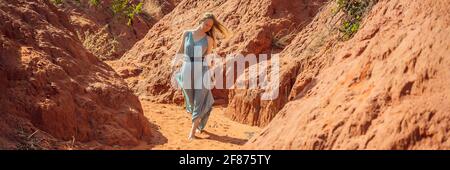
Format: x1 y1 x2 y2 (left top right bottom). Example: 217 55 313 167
175 31 214 131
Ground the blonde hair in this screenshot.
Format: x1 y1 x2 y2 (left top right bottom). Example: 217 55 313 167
198 12 230 48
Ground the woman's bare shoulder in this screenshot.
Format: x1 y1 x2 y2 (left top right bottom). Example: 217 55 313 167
181 30 192 37
183 29 194 35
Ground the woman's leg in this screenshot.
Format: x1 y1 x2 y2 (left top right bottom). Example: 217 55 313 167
188 117 201 140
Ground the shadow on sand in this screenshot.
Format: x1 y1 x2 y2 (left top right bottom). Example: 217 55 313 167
198 130 248 145
146 122 168 148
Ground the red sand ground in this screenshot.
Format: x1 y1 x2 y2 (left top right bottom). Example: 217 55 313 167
131 102 261 150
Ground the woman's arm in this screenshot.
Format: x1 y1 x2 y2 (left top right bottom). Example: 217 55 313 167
205 36 215 67
205 36 216 82
205 36 214 56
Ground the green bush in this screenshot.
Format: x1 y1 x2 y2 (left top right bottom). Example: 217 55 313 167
49 0 143 26
50 0 64 5
111 0 143 26
335 0 377 40
88 0 100 7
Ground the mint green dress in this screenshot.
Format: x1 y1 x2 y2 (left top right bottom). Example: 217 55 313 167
175 31 214 131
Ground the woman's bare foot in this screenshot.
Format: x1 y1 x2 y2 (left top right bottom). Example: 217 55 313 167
188 118 201 141
196 128 203 134
188 134 197 141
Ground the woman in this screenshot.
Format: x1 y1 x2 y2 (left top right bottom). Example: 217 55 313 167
175 13 230 140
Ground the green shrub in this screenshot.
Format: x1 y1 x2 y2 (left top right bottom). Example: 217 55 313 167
111 0 143 26
49 0 143 26
77 25 119 60
88 0 100 7
50 0 64 5
335 0 377 40
272 25 303 49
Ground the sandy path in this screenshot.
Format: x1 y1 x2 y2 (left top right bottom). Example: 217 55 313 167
132 101 261 150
